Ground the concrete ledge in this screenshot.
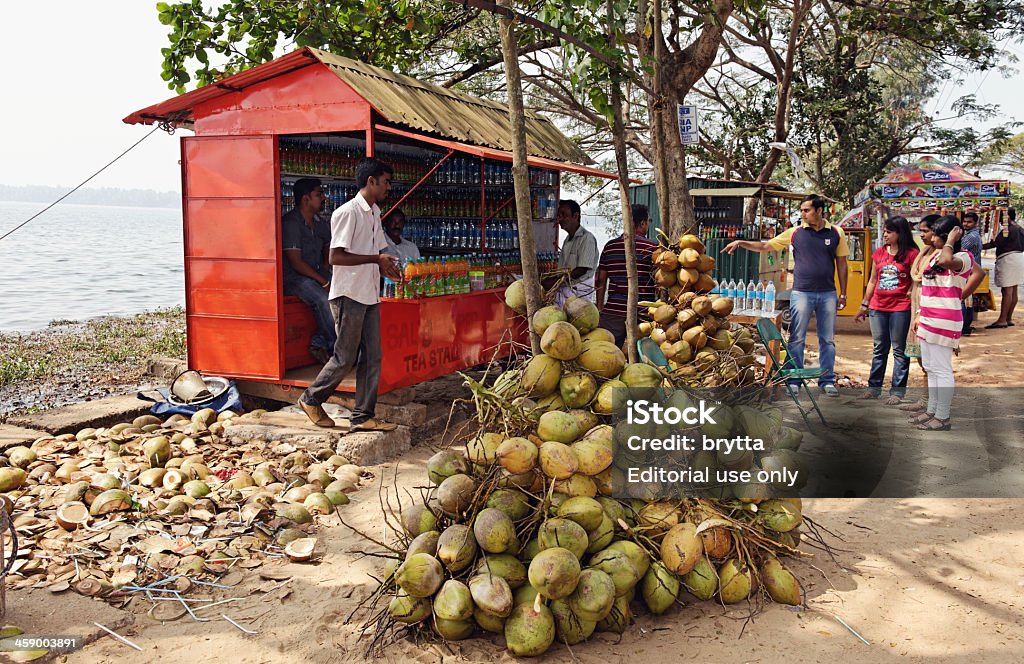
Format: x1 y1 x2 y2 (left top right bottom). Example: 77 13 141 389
6 395 152 435
0 424 50 451
145 355 188 381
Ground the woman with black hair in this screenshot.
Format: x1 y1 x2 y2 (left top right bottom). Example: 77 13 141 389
909 215 985 430
855 216 919 403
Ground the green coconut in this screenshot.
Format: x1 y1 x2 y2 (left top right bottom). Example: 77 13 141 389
540 322 583 361
486 488 532 521
682 555 719 600
660 522 704 576
521 354 563 398
718 558 752 604
275 504 313 525
596 594 632 634
505 604 556 657
474 607 506 634
588 548 640 597
466 432 503 466
559 373 597 409
568 568 616 622
538 518 589 560
395 553 444 598
496 437 537 475
641 561 680 614
532 305 567 336
568 409 600 434
427 449 470 485
701 404 735 438
550 599 597 645
758 499 802 533
437 474 476 515
6 446 36 469
183 480 210 499
303 492 333 515
434 579 475 621
401 503 438 537
564 296 600 334
553 474 597 498
475 554 528 589
585 514 615 553
473 508 517 554
406 530 441 559
0 467 28 493
528 547 582 600
761 558 803 606
578 342 627 379
619 362 663 388
513 584 540 607
504 278 539 314
592 379 626 414
596 497 627 528
556 496 604 531
389 592 432 624
538 442 579 480
469 573 514 618
582 327 616 346
534 391 565 412
520 537 542 562
436 524 478 572
433 616 474 641
537 411 582 444
571 438 613 477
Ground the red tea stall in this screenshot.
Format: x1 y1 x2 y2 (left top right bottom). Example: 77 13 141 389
124 48 614 394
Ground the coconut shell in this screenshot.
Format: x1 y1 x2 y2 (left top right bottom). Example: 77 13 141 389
679 248 701 268
284 537 317 562
437 474 476 515
0 467 27 492
396 553 444 598
718 559 752 604
568 568 616 622
89 489 132 516
641 561 680 614
678 234 705 253
681 327 707 350
56 501 90 530
528 547 581 600
434 579 475 621
505 604 556 657
469 574 513 618
653 267 678 287
761 558 803 605
682 555 719 600
436 524 478 572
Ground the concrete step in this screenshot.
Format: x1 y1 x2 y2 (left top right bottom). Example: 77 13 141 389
0 424 50 451
6 394 152 435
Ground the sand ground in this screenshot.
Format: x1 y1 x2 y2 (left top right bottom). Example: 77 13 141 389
10 306 1024 664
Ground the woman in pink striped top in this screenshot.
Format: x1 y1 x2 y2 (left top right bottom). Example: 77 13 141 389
909 216 985 430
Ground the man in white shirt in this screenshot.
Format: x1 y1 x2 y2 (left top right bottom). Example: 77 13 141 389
299 158 402 432
544 199 598 305
382 208 421 263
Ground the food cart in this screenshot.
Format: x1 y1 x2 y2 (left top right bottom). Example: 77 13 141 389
124 47 615 395
847 156 1011 313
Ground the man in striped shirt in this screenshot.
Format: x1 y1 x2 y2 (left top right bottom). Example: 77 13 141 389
595 205 658 347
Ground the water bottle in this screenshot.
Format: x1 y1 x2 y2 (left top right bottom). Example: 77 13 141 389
746 281 757 313
546 192 557 219
754 281 765 314
736 280 747 313
763 280 776 315
725 279 735 300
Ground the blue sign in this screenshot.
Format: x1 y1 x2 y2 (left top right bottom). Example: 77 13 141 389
678 104 700 145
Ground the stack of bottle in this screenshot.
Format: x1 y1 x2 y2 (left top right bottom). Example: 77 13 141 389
698 224 759 240
719 279 777 316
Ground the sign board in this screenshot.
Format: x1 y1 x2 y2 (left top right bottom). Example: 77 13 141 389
678 104 699 145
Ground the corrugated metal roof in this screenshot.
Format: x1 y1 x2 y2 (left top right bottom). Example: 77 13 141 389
690 187 763 197
124 47 590 165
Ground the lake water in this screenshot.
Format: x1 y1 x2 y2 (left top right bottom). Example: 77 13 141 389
0 201 184 332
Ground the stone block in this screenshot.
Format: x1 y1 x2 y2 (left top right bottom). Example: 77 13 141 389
7 395 152 435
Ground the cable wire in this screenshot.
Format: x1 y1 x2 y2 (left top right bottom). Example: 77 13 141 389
0 125 163 243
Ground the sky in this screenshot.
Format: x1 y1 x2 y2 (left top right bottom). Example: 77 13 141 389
0 3 1022 195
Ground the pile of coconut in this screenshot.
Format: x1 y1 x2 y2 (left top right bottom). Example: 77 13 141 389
2 409 367 598
361 295 817 657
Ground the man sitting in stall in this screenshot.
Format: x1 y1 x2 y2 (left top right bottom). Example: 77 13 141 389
282 178 335 365
382 208 421 263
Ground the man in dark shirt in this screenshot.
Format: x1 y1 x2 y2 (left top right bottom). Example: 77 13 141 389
595 205 658 348
723 194 848 396
282 178 336 365
960 211 983 335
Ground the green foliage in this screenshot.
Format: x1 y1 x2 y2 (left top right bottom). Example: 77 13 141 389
157 0 475 93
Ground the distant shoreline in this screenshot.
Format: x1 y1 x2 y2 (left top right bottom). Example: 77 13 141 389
0 184 180 209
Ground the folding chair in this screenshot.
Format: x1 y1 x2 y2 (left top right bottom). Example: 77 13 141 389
755 318 827 427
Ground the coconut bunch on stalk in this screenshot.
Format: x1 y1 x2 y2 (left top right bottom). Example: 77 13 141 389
2 408 368 599
633 232 761 391
361 295 819 657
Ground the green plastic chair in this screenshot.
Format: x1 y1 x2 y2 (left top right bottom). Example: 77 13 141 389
755 318 827 427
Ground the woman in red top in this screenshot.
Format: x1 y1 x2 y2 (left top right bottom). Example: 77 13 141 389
855 217 919 403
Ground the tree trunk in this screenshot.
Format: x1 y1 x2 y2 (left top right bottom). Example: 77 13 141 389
608 0 639 363
498 0 542 354
649 0 671 241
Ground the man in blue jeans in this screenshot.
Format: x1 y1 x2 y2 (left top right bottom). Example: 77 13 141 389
723 194 849 396
282 178 336 365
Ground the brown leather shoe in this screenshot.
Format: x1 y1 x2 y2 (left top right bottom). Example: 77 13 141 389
349 417 398 432
299 399 335 427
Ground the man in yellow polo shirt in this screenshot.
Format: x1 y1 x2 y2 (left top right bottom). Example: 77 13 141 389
723 194 848 396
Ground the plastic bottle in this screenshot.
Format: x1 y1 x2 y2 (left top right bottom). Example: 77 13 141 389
763 280 776 315
736 280 747 312
725 279 735 300
746 281 757 314
754 280 765 314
